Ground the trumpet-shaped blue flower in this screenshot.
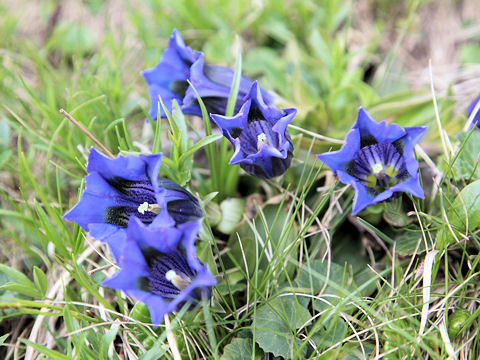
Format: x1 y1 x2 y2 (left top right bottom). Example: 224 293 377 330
182 53 276 116
141 29 202 119
317 107 427 215
142 30 275 119
467 95 480 129
64 148 203 260
211 81 296 179
102 218 216 325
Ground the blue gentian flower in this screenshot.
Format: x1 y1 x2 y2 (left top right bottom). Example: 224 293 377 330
210 81 296 179
142 30 276 119
102 218 216 325
317 107 427 215
182 53 276 116
467 95 480 129
64 148 203 260
141 29 202 119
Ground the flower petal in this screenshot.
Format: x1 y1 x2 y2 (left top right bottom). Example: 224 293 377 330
404 126 427 146
141 29 201 119
212 81 295 179
183 56 276 116
354 107 405 143
317 128 360 175
351 182 377 215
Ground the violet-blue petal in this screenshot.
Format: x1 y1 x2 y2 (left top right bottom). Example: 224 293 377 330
64 148 203 262
317 128 360 175
102 219 216 326
354 107 405 143
467 95 480 129
210 81 295 179
141 29 201 119
404 126 428 146
126 218 184 252
183 54 276 116
351 181 376 215
157 178 204 224
317 107 427 214
87 148 162 186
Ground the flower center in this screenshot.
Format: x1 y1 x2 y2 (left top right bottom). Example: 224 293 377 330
165 270 191 291
353 143 406 190
257 132 269 150
144 250 197 298
137 202 161 215
371 163 384 174
104 178 159 227
238 120 278 155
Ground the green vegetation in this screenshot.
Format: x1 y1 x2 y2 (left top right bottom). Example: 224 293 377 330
0 0 479 359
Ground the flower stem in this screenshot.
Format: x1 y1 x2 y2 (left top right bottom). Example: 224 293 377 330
59 109 115 158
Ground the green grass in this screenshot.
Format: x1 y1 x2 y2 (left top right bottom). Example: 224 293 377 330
1 0 480 359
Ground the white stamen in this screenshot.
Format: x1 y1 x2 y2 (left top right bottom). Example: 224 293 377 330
138 202 149 214
165 270 190 290
371 163 384 174
257 133 268 150
165 270 177 281
137 202 161 214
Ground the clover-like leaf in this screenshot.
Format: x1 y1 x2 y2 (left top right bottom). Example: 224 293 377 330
254 297 310 359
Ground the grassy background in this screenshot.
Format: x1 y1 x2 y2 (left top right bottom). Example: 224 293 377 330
1 0 480 359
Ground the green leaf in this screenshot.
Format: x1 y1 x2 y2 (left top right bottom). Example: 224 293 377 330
0 333 9 346
217 198 246 234
225 204 298 277
178 134 223 164
21 339 74 360
294 260 349 296
446 180 480 236
0 264 36 288
197 238 219 276
33 266 48 297
99 323 120 360
221 337 263 360
453 131 480 180
0 149 12 169
46 23 97 56
254 297 310 359
225 37 242 117
383 200 410 227
310 315 347 351
171 100 189 151
395 231 425 256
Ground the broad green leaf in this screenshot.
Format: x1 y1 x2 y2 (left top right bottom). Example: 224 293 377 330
215 282 246 297
225 204 298 277
294 260 350 296
254 297 310 359
310 315 347 351
0 264 36 288
383 200 410 227
395 231 425 256
446 180 480 236
217 198 245 234
197 238 219 276
130 302 151 324
453 131 480 180
33 266 48 297
221 337 263 360
99 323 120 360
